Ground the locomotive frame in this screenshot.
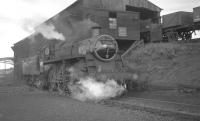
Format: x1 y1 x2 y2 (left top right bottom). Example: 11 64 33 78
22 34 142 93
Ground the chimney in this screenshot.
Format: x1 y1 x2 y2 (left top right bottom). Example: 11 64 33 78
91 26 101 37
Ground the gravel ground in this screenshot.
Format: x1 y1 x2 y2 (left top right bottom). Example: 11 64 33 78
0 81 190 121
124 90 200 105
0 92 184 121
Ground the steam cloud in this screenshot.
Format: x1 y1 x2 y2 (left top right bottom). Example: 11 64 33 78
35 23 65 41
70 19 98 39
69 77 125 102
54 18 99 45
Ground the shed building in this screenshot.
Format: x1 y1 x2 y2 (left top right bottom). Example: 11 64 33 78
12 0 162 79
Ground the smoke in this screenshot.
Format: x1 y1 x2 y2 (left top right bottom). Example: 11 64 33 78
55 18 99 46
35 23 65 41
21 16 46 34
71 19 98 38
69 77 125 102
66 67 125 102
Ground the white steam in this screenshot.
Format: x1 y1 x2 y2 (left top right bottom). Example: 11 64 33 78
35 23 65 41
69 77 125 102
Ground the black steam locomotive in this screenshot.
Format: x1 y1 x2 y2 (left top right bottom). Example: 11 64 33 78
19 5 145 93
22 34 141 93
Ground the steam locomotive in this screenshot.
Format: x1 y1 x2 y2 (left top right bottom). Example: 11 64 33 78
22 33 141 93
17 4 147 93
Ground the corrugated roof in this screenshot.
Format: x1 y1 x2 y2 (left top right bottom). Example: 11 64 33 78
82 0 162 12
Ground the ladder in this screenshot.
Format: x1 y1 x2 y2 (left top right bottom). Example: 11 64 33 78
84 55 97 74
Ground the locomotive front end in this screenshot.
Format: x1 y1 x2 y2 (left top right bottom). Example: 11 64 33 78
39 33 140 96
93 35 118 62
78 35 139 90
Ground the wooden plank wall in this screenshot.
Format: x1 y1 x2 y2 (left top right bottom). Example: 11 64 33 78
162 12 193 28
83 0 126 11
128 0 148 8
83 8 140 40
193 6 200 22
150 23 162 42
14 39 30 61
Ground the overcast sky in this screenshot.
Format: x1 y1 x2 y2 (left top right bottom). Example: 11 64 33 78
0 0 199 68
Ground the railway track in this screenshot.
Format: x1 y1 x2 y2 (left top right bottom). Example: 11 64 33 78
100 92 200 121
